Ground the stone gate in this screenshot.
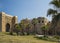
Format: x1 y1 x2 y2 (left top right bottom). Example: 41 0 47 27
0 12 18 32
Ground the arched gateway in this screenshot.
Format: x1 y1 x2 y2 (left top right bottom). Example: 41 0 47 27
6 23 10 32
0 12 18 32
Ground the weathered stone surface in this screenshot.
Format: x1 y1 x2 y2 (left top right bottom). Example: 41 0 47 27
0 12 18 32
36 17 49 34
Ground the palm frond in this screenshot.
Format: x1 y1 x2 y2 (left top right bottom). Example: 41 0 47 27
52 13 60 25
47 9 57 16
50 0 60 8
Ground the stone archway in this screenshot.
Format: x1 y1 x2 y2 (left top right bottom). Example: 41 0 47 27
6 23 10 32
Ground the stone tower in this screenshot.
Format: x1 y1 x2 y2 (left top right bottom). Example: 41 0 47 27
0 12 18 32
36 17 48 34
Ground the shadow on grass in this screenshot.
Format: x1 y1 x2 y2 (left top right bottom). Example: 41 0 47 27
34 36 57 42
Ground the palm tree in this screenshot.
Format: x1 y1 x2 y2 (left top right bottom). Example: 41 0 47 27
32 18 38 35
47 0 60 35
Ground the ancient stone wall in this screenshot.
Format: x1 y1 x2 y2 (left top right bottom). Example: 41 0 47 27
0 12 18 32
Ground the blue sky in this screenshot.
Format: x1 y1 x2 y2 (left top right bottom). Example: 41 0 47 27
0 0 52 22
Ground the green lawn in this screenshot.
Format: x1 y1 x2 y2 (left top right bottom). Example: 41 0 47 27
0 32 56 43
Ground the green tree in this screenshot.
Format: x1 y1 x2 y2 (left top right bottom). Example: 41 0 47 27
20 18 30 35
47 0 60 35
15 24 21 35
26 24 30 35
32 18 38 35
41 25 48 37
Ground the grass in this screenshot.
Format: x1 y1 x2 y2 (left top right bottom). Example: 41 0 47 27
0 32 56 43
34 35 58 42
